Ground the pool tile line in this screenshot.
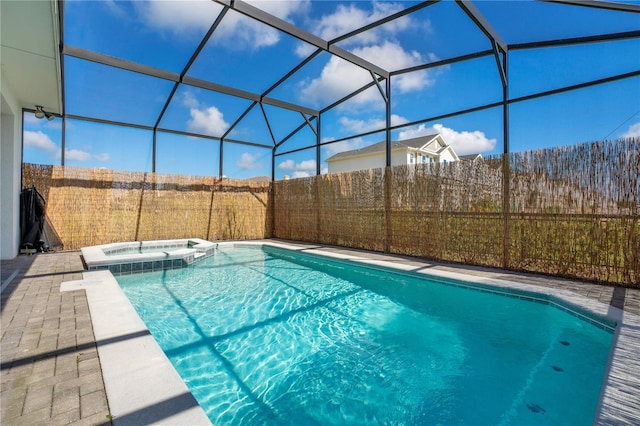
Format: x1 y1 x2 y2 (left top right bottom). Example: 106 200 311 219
258 242 622 332
374 265 620 332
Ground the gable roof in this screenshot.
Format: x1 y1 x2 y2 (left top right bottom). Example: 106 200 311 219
326 134 440 162
459 153 483 161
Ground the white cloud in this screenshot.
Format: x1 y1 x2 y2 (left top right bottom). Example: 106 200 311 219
398 123 496 155
294 44 318 59
316 3 391 40
292 171 312 178
61 149 110 162
339 114 408 134
24 114 42 126
64 149 92 162
24 131 57 152
322 137 366 158
296 1 413 56
218 1 310 50
236 152 263 170
135 0 221 35
622 122 640 138
93 153 111 162
247 0 311 20
182 91 200 109
297 159 316 170
298 56 371 107
187 106 230 136
278 159 316 177
183 91 230 136
104 0 128 19
278 159 295 170
137 0 309 49
360 42 425 71
356 42 432 90
298 42 431 108
295 1 437 108
215 13 281 50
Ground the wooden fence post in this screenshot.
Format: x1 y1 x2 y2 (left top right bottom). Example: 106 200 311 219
384 166 392 253
502 154 510 269
314 176 321 242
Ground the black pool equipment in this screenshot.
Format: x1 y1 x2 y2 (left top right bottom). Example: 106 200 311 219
20 186 49 253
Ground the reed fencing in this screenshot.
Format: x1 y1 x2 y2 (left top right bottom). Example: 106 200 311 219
22 165 272 250
273 139 639 287
22 138 638 286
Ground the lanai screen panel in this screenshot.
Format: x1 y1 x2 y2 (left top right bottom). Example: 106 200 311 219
43 0 638 179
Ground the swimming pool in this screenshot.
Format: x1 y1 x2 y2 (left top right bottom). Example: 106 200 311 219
116 244 614 425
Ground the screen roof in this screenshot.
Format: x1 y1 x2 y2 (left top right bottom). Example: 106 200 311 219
25 0 640 179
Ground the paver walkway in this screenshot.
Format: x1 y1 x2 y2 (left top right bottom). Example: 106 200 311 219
1 251 111 425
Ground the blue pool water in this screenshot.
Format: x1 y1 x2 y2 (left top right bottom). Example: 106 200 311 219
116 245 614 425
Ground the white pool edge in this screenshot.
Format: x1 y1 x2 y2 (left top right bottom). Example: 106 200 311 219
61 271 211 425
63 240 640 426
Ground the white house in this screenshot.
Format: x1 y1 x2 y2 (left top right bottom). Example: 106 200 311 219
326 134 460 174
458 153 483 163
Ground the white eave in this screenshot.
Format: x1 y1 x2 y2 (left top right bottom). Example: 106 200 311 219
328 145 405 163
1 0 62 114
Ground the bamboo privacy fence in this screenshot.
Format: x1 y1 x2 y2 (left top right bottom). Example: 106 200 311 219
273 139 639 287
23 138 639 286
22 165 271 250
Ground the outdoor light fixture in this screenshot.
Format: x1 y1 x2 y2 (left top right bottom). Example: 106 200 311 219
34 105 55 121
34 105 45 119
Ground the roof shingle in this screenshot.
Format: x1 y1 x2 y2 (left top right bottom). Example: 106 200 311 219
326 134 440 162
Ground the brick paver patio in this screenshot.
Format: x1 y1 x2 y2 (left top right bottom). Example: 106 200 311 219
1 251 111 425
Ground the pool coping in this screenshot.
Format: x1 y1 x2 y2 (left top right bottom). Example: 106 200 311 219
62 240 640 425
61 270 211 425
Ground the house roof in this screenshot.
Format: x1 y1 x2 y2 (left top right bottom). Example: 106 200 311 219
326 134 441 162
459 153 483 161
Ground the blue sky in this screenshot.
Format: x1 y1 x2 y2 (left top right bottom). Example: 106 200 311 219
23 0 640 180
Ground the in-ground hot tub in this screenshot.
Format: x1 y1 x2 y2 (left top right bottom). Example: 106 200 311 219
81 238 217 276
